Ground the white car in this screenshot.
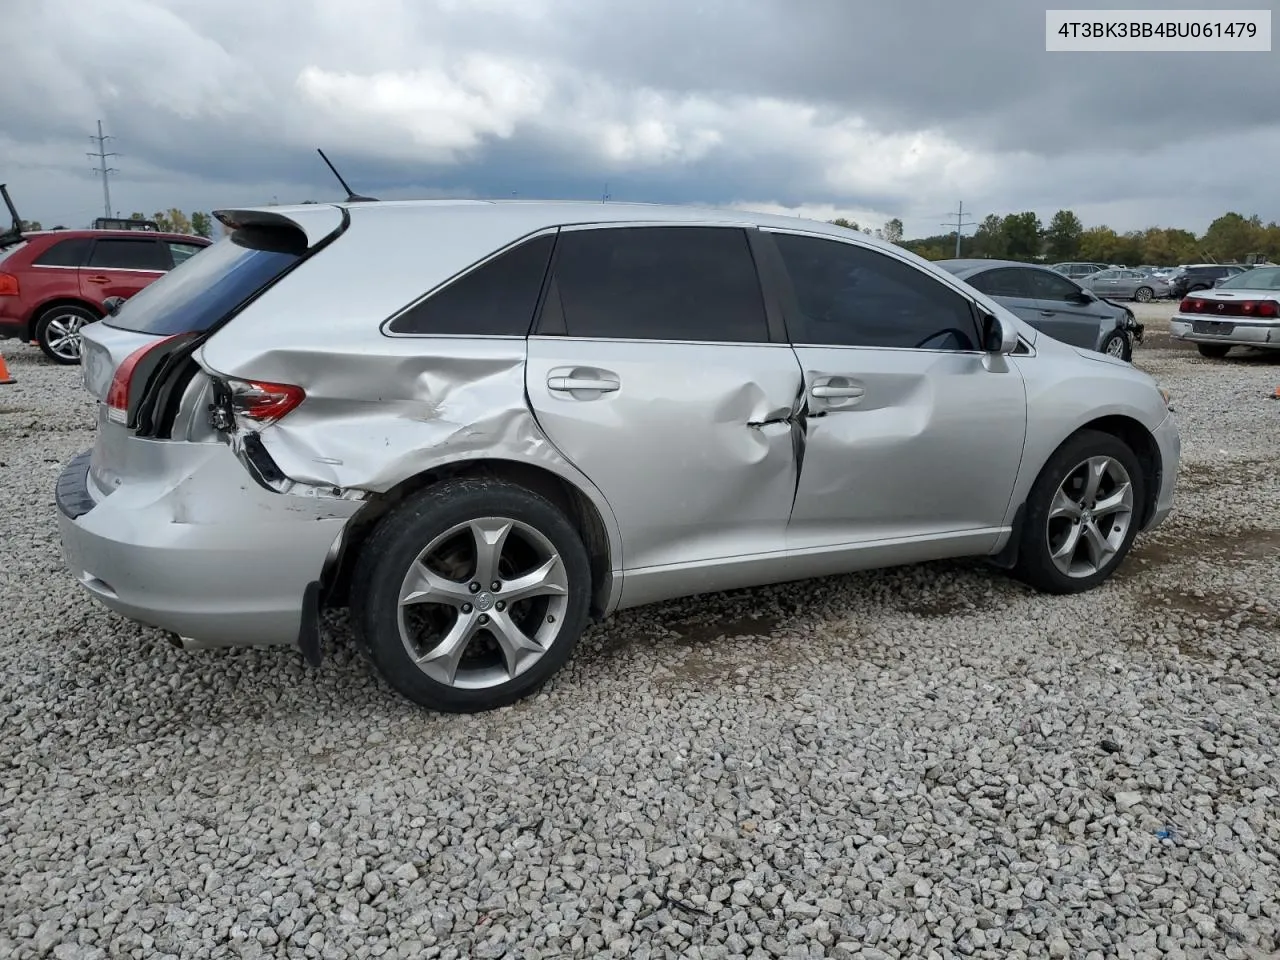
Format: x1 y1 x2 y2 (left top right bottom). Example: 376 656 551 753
1170 266 1280 358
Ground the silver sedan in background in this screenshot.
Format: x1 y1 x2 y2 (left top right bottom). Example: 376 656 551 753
1080 269 1169 302
55 201 1180 712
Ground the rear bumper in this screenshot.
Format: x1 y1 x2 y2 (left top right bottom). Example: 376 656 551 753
1169 317 1280 348
55 443 364 648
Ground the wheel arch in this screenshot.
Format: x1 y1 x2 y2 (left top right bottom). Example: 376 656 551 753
325 457 620 619
993 414 1162 569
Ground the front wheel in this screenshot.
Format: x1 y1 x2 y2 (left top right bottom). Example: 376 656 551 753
35 305 98 365
350 478 593 712
1101 331 1130 360
1196 343 1230 359
1012 430 1146 594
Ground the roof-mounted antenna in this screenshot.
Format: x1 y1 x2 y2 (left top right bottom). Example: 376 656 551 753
316 149 378 203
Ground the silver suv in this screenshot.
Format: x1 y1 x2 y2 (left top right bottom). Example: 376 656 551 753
56 201 1180 712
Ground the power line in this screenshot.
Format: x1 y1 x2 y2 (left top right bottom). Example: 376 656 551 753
942 200 978 258
88 120 119 220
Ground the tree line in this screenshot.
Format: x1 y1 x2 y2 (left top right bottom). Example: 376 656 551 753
128 210 215 237
865 210 1278 265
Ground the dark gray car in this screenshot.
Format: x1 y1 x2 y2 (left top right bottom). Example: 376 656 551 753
938 259 1143 360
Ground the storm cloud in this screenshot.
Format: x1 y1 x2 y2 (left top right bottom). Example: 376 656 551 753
3 0 1276 235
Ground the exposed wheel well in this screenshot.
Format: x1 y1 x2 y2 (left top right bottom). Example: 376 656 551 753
324 459 615 618
31 299 102 339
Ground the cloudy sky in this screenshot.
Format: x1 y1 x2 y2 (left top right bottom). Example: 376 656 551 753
3 0 1277 238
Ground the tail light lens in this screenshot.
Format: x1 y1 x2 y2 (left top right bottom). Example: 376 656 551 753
225 377 305 426
1179 297 1201 312
1179 297 1279 317
1257 300 1279 318
0 273 19 296
106 335 178 425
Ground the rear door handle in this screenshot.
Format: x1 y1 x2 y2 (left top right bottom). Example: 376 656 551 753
548 377 619 392
1039 310 1055 317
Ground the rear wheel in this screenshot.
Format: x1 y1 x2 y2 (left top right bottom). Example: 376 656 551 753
1134 286 1153 303
1012 430 1145 594
350 478 592 712
35 304 97 365
1196 343 1231 359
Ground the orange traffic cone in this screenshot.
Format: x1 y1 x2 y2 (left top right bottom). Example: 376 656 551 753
0 350 14 385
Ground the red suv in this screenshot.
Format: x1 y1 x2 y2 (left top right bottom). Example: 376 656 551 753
0 228 213 364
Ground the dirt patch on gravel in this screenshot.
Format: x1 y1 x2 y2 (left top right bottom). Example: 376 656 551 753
1124 527 1280 575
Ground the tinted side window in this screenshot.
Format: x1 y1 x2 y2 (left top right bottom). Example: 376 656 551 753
389 234 555 336
89 239 172 271
542 227 768 342
167 241 206 266
772 234 978 351
972 268 1033 298
1027 270 1083 302
33 237 93 267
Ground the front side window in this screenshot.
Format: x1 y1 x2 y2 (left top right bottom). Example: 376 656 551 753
88 238 171 271
771 233 978 351
540 226 768 342
389 233 555 336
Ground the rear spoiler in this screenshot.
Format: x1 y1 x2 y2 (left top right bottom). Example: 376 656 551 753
0 184 24 249
213 204 347 249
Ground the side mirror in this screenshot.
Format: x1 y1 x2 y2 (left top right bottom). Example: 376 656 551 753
1072 289 1094 302
103 296 126 316
980 309 1017 355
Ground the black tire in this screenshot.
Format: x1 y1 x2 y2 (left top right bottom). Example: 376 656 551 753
35 304 98 365
1011 429 1146 595
1196 343 1230 359
350 477 592 712
1101 331 1130 361
1134 286 1153 303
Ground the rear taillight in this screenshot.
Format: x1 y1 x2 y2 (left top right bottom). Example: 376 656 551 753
225 377 305 426
0 273 18 296
1179 297 1279 317
106 336 178 425
1256 300 1279 318
1178 297 1199 312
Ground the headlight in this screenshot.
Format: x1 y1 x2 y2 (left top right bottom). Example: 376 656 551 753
1159 387 1172 408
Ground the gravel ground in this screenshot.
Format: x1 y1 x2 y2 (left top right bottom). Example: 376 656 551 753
2 307 1278 960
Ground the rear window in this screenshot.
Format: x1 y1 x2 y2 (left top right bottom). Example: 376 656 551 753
89 238 172 271
106 227 304 336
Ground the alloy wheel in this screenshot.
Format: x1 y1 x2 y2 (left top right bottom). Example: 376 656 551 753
1105 335 1128 358
44 313 87 362
396 517 570 689
1046 456 1135 578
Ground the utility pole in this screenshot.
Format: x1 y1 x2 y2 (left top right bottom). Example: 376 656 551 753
602 182 610 203
87 120 119 220
942 200 977 258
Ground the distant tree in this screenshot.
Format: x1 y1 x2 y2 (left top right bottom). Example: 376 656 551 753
882 218 904 244
1078 226 1120 262
972 214 1007 258
129 211 148 222
830 217 861 231
19 219 42 231
1139 227 1199 265
163 209 192 235
1203 212 1264 261
190 212 213 238
1001 212 1042 260
1044 210 1083 260
152 211 174 232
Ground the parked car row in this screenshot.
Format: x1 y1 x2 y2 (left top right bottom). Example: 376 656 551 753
53 200 1179 711
0 187 212 363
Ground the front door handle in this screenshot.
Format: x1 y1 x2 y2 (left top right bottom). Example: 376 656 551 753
1039 310 1056 317
546 367 620 396
87 275 112 284
811 384 865 399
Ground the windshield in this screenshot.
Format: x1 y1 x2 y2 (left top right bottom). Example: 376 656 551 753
1219 266 1280 290
105 227 304 336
